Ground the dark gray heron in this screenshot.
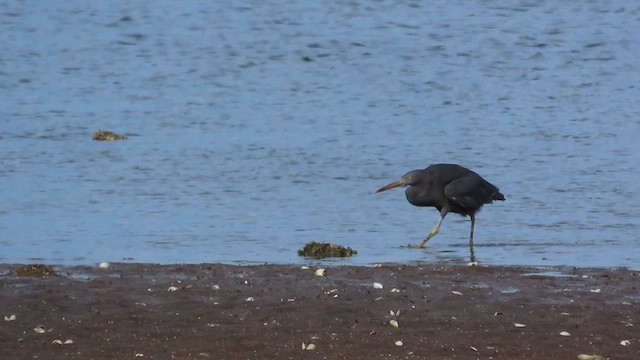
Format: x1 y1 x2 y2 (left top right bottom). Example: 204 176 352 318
375 164 505 255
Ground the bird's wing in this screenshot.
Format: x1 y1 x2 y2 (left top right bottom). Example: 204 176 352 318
443 176 482 209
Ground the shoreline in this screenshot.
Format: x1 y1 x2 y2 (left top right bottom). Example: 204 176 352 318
1 263 637 359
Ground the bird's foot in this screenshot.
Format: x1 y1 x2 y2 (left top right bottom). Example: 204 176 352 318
404 243 427 249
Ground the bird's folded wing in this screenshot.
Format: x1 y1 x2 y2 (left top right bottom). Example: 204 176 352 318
443 176 481 209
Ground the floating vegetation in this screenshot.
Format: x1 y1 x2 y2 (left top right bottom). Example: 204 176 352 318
93 130 127 141
13 264 56 277
298 241 357 258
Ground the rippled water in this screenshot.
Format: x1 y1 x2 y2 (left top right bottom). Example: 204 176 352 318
2 1 639 268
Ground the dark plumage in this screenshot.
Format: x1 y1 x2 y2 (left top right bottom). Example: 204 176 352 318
375 164 505 250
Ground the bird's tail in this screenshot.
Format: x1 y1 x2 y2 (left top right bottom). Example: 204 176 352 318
493 192 505 201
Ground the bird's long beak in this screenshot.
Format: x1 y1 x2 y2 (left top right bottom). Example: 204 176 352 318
375 179 407 194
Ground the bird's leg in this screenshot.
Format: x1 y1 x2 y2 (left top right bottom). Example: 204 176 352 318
414 213 445 248
469 214 476 263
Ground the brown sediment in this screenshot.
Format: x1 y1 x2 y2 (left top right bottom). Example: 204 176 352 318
0 263 637 359
298 241 357 258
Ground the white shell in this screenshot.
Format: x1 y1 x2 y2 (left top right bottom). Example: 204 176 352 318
514 323 527 328
620 339 631 346
590 288 601 293
373 282 383 289
98 262 110 269
302 342 316 350
33 326 46 334
52 340 63 345
451 291 463 296
389 320 399 328
167 286 179 292
314 268 326 277
4 315 16 321
245 297 255 302
394 340 403 346
559 331 571 336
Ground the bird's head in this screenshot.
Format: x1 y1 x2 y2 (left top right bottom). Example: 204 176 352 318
375 169 423 194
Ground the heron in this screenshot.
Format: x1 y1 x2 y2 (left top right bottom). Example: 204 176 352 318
375 164 505 254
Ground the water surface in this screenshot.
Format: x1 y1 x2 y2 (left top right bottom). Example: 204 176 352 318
1 1 639 268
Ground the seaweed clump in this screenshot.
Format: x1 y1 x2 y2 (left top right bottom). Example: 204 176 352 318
93 130 127 141
13 264 57 277
298 241 357 259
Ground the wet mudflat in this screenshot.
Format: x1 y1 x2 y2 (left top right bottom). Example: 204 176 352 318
0 263 637 359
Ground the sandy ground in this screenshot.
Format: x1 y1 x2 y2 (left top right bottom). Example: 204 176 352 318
0 263 637 359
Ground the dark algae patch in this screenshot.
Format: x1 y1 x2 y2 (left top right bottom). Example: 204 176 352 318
93 130 127 141
298 241 357 258
12 264 56 277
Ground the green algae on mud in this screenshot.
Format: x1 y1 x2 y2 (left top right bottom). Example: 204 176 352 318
12 264 57 277
298 241 357 258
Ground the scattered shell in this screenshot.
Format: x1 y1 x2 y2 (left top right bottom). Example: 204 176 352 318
4 315 16 321
301 342 316 350
301 266 309 270
391 288 400 293
620 339 630 346
52 339 73 345
211 285 220 290
394 340 403 346
314 268 326 277
98 262 110 269
373 264 383 268
451 291 463 296
33 325 46 334
390 310 400 316
577 354 605 360
373 282 384 289
560 331 571 336
590 288 601 293
470 346 478 352
245 297 255 302
622 301 632 306
167 286 179 292
494 312 503 316
467 261 478 266
561 312 570 316
135 354 144 357
389 320 399 328
514 323 527 328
